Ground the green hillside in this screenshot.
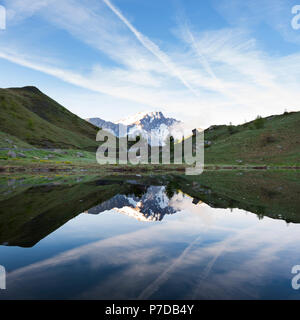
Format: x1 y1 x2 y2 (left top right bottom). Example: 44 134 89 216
0 86 99 150
185 111 300 166
0 85 299 168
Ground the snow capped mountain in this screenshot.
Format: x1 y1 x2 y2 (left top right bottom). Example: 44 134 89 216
87 186 177 222
116 111 155 125
86 111 181 145
85 117 120 136
86 183 205 222
116 111 170 126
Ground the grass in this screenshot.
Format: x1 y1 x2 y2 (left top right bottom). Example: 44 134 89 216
0 145 299 173
0 144 189 173
0 86 99 150
0 131 35 149
0 148 95 162
203 111 300 165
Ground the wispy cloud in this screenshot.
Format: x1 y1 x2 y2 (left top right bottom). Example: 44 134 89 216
0 0 299 126
213 0 300 44
102 0 198 96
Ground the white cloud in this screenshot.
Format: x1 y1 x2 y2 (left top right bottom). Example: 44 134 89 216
0 0 299 127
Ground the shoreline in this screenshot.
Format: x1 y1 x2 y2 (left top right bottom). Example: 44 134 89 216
1 163 299 174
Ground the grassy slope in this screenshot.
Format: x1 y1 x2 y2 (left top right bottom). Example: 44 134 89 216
204 111 300 165
0 131 34 149
0 86 99 150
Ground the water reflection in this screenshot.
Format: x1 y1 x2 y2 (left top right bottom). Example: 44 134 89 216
87 186 177 221
0 172 299 299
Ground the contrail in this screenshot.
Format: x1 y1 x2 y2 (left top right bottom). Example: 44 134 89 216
183 24 250 106
138 233 203 299
102 0 198 96
184 25 218 81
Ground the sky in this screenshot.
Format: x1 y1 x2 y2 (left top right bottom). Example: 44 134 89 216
0 0 300 128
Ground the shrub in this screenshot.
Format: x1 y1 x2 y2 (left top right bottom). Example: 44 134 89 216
253 116 265 129
27 119 34 130
228 122 238 135
266 136 276 144
260 135 277 146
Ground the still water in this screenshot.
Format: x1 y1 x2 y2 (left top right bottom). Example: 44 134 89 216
0 172 300 299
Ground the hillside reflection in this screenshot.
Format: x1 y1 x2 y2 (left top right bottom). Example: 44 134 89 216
0 171 299 247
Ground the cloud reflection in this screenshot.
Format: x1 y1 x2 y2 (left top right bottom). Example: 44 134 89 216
3 194 300 300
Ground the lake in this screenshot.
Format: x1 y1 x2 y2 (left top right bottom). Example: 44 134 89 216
0 171 300 299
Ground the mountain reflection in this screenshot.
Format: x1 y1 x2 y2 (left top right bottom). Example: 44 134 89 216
87 186 178 222
0 172 300 300
0 171 299 248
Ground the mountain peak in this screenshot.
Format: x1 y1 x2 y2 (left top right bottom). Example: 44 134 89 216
86 110 181 145
116 111 166 125
9 86 42 94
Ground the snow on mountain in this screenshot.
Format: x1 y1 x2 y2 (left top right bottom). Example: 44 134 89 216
86 111 182 145
87 186 177 222
116 111 154 125
85 117 120 136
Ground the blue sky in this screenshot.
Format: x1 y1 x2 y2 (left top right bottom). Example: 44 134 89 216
0 0 300 128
